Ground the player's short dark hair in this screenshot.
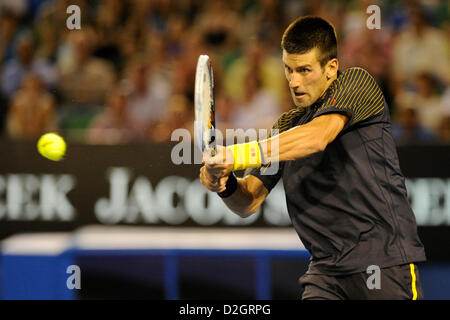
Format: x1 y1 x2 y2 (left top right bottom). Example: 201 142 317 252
281 16 337 68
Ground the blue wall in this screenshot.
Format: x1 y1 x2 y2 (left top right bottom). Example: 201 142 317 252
1 248 449 300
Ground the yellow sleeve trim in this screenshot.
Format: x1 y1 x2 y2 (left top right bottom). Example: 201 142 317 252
410 263 418 300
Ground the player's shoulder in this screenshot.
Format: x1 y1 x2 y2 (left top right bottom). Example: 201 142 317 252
339 67 377 85
335 67 381 95
341 67 374 80
272 107 306 132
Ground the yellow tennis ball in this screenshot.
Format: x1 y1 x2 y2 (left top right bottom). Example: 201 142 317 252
37 133 66 161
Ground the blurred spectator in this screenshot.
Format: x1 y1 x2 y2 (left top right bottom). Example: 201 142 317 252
229 65 281 132
195 0 240 61
164 13 189 59
0 9 20 64
94 0 128 72
86 85 144 145
0 92 8 134
169 29 212 105
215 91 236 137
34 13 59 62
392 3 450 86
95 0 128 46
442 86 450 113
0 0 27 17
58 28 116 106
391 107 437 144
122 56 171 130
437 88 450 142
437 115 450 143
149 94 193 143
224 40 285 104
395 72 446 133
303 0 344 31
0 30 57 99
6 74 57 141
0 0 448 146
240 0 283 53
56 28 117 140
144 32 170 76
340 2 393 105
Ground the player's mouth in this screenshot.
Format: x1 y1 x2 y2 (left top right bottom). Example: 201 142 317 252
294 92 307 101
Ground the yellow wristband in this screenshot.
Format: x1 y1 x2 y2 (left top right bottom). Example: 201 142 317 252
228 141 262 171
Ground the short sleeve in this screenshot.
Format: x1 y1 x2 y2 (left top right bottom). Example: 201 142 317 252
313 68 386 130
246 161 283 193
245 109 303 192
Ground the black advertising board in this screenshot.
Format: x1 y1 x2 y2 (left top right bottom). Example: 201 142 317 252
0 140 449 258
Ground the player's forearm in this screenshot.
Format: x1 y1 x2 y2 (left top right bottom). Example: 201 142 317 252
260 124 325 163
260 113 348 163
221 177 265 218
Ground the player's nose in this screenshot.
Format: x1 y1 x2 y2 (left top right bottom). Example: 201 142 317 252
289 73 302 88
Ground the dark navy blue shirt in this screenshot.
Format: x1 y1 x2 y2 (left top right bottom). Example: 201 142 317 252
249 68 426 275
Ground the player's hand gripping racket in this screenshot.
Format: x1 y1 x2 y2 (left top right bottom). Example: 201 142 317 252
195 54 216 157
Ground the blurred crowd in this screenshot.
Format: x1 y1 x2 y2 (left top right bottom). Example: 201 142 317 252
0 0 449 145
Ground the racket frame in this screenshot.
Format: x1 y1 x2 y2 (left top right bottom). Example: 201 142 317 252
194 54 216 156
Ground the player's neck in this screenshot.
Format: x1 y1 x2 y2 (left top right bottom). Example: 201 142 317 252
318 73 338 102
326 72 338 89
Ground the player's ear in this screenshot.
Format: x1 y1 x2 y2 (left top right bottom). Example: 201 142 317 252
326 58 338 80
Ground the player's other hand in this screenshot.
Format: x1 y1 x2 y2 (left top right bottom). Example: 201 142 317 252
200 145 234 193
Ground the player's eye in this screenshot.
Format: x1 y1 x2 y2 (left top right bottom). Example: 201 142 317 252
299 68 311 73
285 65 293 73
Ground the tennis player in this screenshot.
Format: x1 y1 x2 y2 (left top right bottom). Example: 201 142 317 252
199 16 426 300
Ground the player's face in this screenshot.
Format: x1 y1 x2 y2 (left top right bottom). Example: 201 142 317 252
283 48 337 108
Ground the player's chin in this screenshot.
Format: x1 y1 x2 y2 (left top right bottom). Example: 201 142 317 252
292 96 311 108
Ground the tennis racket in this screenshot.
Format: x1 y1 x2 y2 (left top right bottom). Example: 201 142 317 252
194 54 216 156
